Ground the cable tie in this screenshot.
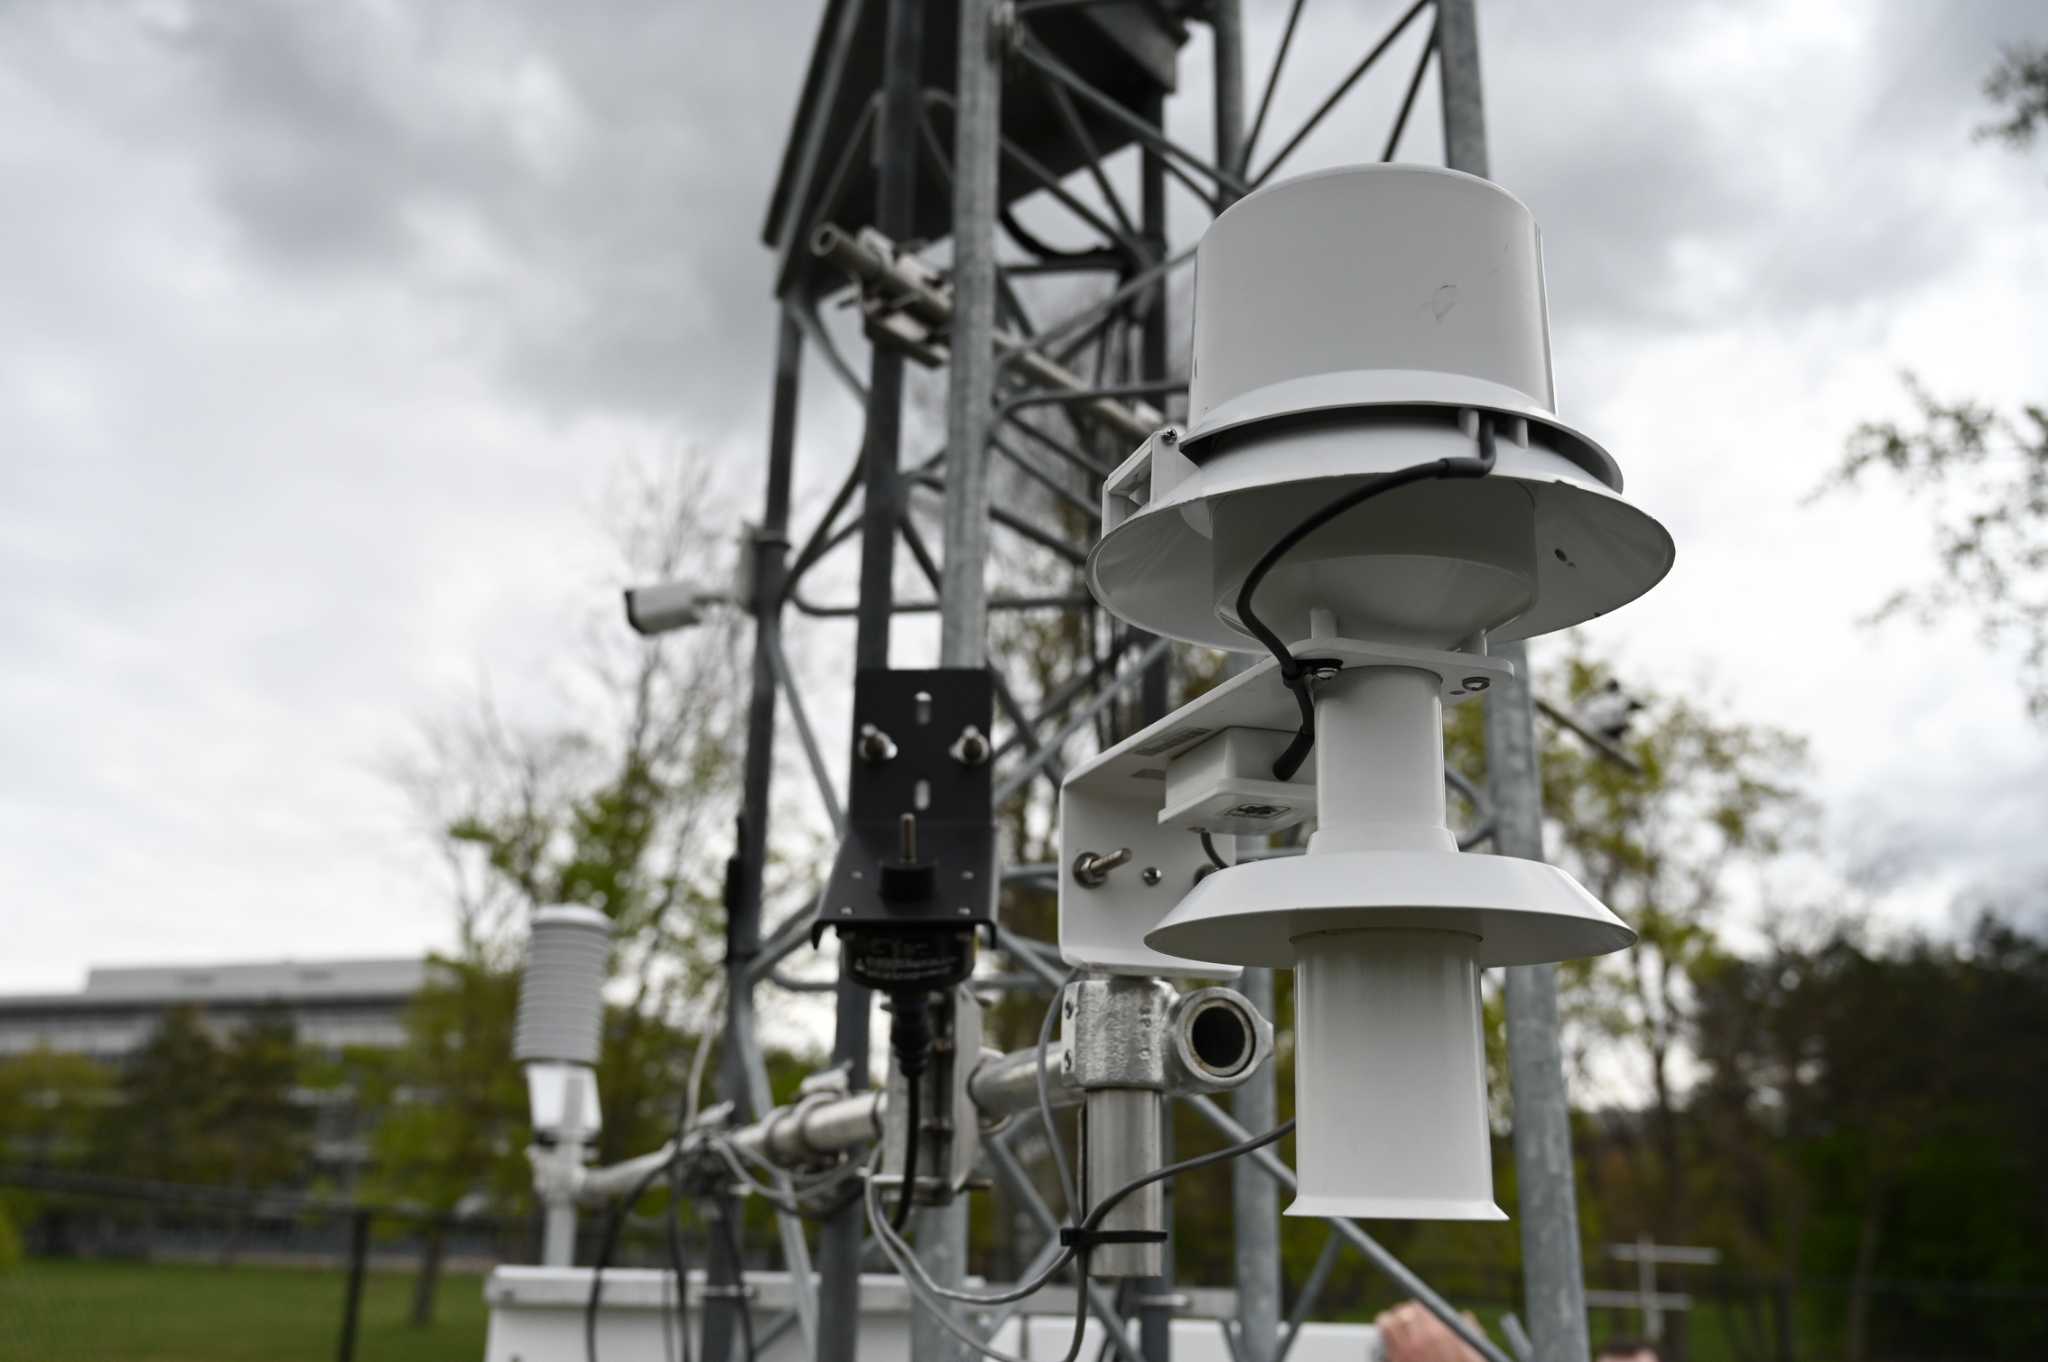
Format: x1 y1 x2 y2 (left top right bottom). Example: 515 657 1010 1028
1057 1227 1169 1250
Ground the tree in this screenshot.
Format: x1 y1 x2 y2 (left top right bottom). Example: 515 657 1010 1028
374 456 750 1241
0 1048 113 1266
1820 381 2048 716
1980 43 2048 150
1819 43 2048 717
1693 916 2048 1361
1444 646 1810 1252
216 1010 311 1194
96 1005 229 1187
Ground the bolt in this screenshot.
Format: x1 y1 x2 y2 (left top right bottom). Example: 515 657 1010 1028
857 724 897 764
949 724 990 766
1072 846 1133 887
1160 428 1178 445
1141 867 1162 886
1462 676 1491 692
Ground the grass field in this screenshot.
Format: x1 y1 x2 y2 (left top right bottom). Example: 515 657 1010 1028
0 1258 489 1362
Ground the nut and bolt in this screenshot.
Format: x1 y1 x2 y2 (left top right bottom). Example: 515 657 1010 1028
1071 846 1133 887
949 724 990 766
857 724 897 763
1462 676 1491 692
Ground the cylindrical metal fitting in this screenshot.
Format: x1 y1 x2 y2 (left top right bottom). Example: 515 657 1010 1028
737 1091 886 1167
514 905 611 1066
1083 1087 1164 1278
1166 985 1272 1092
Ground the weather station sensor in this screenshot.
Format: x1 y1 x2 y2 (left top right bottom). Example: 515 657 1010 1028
1060 164 1674 1220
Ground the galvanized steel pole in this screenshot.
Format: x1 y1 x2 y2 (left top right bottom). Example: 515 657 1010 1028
1437 5 1593 1358
938 0 1002 672
1488 640 1593 1362
703 313 809 1362
909 3 1003 1358
818 3 926 1359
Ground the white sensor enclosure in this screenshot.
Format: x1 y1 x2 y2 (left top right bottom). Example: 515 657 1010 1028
1068 164 1664 1222
1090 165 1673 652
516 904 612 1137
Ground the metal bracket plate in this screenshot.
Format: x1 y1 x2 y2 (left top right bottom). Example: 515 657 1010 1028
817 669 997 959
1057 637 1512 975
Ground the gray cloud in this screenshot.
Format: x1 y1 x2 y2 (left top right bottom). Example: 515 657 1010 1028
3 0 2046 993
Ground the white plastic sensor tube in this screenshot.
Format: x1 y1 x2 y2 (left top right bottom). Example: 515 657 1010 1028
1287 927 1503 1220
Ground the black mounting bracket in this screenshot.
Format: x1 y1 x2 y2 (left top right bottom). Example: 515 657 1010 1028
814 668 998 992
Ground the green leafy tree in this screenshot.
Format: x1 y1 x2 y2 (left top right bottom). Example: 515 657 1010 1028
0 1049 112 1171
1694 917 2048 1361
374 458 748 1236
0 1048 114 1268
95 1005 229 1186
216 1010 311 1193
1820 43 2048 717
1533 651 1808 1238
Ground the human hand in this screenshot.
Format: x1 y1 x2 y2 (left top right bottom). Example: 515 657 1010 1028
1374 1301 1486 1362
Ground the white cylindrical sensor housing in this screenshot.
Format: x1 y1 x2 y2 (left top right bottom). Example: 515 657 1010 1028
515 904 611 1067
1288 928 1502 1221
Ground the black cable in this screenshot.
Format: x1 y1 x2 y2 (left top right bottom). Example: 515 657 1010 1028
891 1071 922 1232
665 1160 694 1362
1234 419 1500 781
1054 1123 1295 1362
713 1202 759 1361
1058 1248 1094 1362
1198 830 1231 872
1000 205 1125 265
587 1154 680 1362
886 991 935 1233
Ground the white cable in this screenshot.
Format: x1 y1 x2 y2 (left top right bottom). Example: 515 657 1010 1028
862 1147 1055 1362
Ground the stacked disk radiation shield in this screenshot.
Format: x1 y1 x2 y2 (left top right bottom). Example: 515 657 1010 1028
514 905 611 1068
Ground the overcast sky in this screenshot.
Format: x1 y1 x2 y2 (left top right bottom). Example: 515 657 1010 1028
3 0 2045 993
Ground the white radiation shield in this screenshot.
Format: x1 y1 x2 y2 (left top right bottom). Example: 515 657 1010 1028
1289 929 1500 1220
1081 163 1666 1223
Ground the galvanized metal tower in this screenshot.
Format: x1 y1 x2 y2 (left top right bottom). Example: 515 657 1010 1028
704 3 1595 1360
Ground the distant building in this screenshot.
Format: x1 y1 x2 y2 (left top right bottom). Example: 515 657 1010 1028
0 957 437 1185
0 958 430 1060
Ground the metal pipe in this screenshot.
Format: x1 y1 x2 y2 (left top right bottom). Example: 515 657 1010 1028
1436 0 1490 180
765 630 846 835
939 0 1003 672
1229 963 1281 1362
770 0 870 292
1015 41 1252 199
818 3 923 1355
1085 1089 1166 1278
811 224 1161 442
1487 641 1594 1362
909 474 1088 566
1243 0 1306 171
992 637 1171 805
1253 0 1434 187
1380 29 1438 163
